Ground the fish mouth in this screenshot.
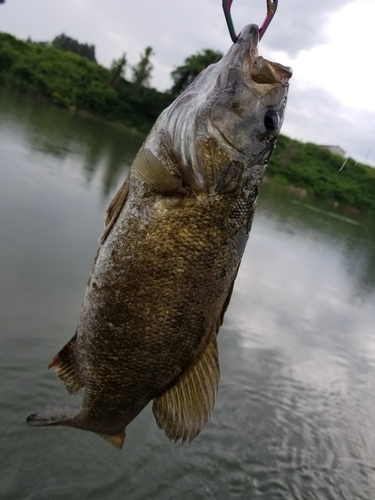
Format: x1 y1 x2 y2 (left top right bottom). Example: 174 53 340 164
237 24 292 89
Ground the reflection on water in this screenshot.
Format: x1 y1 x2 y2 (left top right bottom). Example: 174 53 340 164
257 183 375 297
1 88 375 499
0 87 144 195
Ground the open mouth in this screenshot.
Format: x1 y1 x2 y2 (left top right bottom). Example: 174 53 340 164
237 24 292 88
251 57 292 86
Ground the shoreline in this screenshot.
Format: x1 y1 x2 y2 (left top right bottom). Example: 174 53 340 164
1 85 373 218
262 177 365 218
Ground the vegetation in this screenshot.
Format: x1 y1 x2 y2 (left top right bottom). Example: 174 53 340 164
108 54 127 88
268 135 375 213
170 49 223 98
0 32 171 133
132 46 154 88
0 31 374 213
52 34 97 63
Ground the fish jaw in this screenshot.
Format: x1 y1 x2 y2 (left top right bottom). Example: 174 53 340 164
145 24 292 196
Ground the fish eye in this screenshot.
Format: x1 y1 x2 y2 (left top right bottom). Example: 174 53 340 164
264 110 279 131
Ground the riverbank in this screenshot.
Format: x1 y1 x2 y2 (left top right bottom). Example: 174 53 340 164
266 135 375 215
1 31 374 215
0 32 172 134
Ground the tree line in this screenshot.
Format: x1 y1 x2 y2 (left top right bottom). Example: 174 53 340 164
0 31 374 213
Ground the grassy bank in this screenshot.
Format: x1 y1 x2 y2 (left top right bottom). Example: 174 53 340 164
268 135 375 214
0 32 171 133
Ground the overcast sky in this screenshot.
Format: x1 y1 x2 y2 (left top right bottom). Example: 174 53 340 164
1 0 374 166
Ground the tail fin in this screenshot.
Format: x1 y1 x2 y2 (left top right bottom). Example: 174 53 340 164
27 405 126 449
27 404 79 426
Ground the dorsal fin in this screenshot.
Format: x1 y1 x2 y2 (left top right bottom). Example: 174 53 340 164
132 148 184 195
152 335 219 444
97 432 126 450
48 333 83 395
99 175 130 244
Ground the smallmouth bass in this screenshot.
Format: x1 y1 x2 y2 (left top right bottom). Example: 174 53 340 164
27 24 292 449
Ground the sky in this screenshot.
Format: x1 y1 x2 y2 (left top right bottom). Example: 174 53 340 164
1 0 375 166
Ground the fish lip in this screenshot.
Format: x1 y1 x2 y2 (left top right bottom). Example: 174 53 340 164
236 23 260 57
234 24 292 87
227 24 259 68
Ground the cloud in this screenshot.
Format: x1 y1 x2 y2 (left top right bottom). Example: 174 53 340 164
261 0 354 56
281 1 375 113
282 83 375 166
275 0 375 166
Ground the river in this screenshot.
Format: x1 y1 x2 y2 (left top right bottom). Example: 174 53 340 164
1 88 375 500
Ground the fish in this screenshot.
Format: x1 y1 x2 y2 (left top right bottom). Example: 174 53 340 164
27 24 292 449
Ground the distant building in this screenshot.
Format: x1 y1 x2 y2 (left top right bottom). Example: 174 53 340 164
318 145 346 158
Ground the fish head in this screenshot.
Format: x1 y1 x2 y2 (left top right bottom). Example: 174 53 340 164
209 24 292 161
147 24 292 195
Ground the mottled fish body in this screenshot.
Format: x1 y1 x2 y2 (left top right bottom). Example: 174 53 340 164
27 25 292 449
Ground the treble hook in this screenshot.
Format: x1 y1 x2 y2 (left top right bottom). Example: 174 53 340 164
223 0 278 43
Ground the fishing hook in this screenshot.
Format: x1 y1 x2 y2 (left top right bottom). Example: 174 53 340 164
222 0 278 43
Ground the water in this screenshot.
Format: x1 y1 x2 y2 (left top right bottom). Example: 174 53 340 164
1 88 375 500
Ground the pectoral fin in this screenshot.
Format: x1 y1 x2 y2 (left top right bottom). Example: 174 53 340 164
152 335 219 444
48 333 83 395
99 148 184 244
132 148 184 195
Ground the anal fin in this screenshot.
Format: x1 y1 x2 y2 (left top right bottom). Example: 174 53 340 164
97 432 125 450
48 332 83 395
152 335 219 444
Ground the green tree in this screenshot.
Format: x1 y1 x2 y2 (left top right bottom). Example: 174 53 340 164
132 46 154 88
52 33 97 63
108 53 127 88
170 49 223 97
